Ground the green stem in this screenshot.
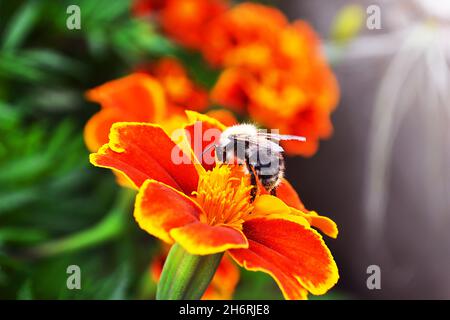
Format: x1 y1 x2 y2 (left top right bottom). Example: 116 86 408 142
29 188 136 257
156 243 223 300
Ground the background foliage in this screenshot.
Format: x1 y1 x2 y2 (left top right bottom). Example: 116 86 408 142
0 0 280 300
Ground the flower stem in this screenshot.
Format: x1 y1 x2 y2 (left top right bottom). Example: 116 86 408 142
156 243 223 300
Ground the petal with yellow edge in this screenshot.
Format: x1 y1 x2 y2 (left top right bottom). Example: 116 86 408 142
276 179 306 211
292 209 339 239
134 180 202 244
229 215 339 299
274 181 338 238
183 110 226 171
250 194 300 218
90 122 198 193
170 222 249 256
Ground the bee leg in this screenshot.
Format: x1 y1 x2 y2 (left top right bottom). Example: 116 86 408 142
250 174 257 202
270 188 277 197
245 163 258 202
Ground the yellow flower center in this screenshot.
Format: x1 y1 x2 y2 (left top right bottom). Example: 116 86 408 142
193 165 254 230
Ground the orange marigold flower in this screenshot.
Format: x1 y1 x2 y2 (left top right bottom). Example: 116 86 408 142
84 73 166 153
90 111 339 299
133 0 229 50
207 3 339 157
150 245 239 300
85 59 210 153
147 58 208 112
202 2 288 69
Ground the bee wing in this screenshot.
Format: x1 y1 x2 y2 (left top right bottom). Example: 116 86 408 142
255 132 306 142
232 134 284 153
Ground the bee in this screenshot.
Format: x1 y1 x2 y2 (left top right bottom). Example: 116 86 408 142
209 124 306 196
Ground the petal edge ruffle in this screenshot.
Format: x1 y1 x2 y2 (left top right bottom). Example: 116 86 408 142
229 215 338 298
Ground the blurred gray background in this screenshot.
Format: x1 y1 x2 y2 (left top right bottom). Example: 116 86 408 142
281 0 450 299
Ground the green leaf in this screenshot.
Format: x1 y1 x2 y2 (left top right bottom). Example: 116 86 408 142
0 102 21 129
0 51 48 82
0 155 49 184
0 188 39 213
0 228 48 245
1 0 41 50
17 280 34 300
22 49 86 78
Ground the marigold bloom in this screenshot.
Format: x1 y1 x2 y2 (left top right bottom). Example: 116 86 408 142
206 3 339 157
202 3 288 69
133 0 229 50
151 246 239 300
143 58 208 112
85 59 213 153
84 73 166 153
90 111 339 299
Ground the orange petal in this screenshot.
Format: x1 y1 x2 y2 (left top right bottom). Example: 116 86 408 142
252 194 295 216
254 194 337 238
274 180 337 237
183 110 226 171
161 0 229 50
170 223 248 255
85 73 167 153
293 210 338 239
90 122 198 193
205 109 238 127
202 3 287 67
276 179 306 211
210 68 251 113
134 179 202 243
86 73 166 122
151 58 209 112
229 216 338 299
150 251 165 283
185 110 227 131
84 108 128 152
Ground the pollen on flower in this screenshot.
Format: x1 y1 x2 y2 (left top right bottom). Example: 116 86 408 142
193 165 254 229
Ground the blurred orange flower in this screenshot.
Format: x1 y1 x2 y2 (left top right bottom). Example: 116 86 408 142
206 3 339 157
202 3 288 69
90 111 339 299
84 73 166 153
133 0 229 50
85 58 231 153
150 245 240 300
132 2 339 156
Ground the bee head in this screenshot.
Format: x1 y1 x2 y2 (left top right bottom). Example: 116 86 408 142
219 124 257 147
